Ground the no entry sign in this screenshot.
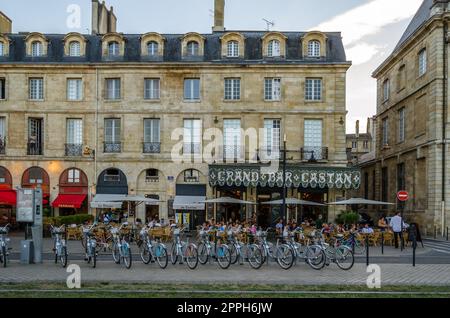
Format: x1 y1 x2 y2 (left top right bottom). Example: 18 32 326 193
397 191 409 202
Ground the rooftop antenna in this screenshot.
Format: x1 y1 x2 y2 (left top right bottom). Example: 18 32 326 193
262 18 275 31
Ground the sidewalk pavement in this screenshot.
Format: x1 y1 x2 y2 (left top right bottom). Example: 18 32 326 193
1 261 450 286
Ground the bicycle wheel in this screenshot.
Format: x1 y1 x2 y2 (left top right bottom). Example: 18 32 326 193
140 243 151 264
1 246 6 268
123 244 132 269
216 245 231 270
184 244 198 270
155 244 168 269
170 243 179 265
228 244 238 265
246 244 263 270
335 246 354 271
276 245 295 270
112 242 120 264
60 246 68 268
305 245 326 270
197 242 209 265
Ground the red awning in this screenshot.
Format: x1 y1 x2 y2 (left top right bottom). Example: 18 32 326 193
0 190 16 206
51 194 87 209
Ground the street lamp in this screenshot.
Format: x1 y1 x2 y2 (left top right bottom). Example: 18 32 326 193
281 134 287 223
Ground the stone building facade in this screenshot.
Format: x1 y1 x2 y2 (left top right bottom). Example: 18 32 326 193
346 118 375 164
0 0 359 228
362 0 450 234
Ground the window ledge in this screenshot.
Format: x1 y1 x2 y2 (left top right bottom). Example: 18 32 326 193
223 99 241 102
183 100 201 103
28 99 45 102
143 99 161 103
104 99 122 103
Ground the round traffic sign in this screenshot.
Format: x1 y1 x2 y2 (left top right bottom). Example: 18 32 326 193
397 191 409 202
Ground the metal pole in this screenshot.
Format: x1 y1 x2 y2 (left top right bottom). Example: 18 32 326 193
381 231 384 255
434 226 437 239
412 224 417 267
447 227 449 241
401 203 405 251
281 137 287 222
366 234 369 266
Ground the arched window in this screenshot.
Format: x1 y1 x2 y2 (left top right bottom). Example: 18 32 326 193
0 42 4 56
308 40 321 57
145 169 159 182
227 40 239 57
69 41 81 57
108 41 120 56
67 168 81 183
184 169 200 183
187 41 199 56
31 41 43 57
104 169 120 182
147 41 159 56
268 40 281 57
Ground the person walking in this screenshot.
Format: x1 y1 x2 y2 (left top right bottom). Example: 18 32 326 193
389 212 406 249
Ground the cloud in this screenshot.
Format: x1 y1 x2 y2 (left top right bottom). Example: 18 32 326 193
313 0 423 46
346 43 384 65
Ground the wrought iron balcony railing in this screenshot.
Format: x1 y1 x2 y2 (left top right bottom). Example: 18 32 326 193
143 142 161 154
27 141 43 156
223 145 245 162
65 143 83 156
0 139 5 155
183 142 202 155
104 142 121 153
301 147 328 161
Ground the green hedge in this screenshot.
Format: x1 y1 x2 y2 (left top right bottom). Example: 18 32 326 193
335 211 359 225
44 214 94 226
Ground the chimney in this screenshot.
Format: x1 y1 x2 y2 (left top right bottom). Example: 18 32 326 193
366 118 371 134
356 120 360 138
0 11 12 33
213 0 225 32
91 0 117 35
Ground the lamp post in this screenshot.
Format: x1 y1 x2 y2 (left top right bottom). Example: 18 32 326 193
281 134 287 222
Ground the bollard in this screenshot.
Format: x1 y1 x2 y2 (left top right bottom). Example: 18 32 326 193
447 227 449 242
381 232 384 255
366 234 370 266
434 226 437 239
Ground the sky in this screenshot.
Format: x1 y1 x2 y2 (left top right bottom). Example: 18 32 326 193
0 0 424 133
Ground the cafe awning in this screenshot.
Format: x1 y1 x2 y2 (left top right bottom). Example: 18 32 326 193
199 197 255 205
262 198 325 206
90 194 126 209
173 196 205 211
0 190 17 206
51 194 87 209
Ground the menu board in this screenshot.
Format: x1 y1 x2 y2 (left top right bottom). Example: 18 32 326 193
16 189 34 223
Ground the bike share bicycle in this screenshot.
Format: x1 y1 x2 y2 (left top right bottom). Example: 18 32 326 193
139 225 168 269
256 229 295 270
227 229 264 269
197 228 231 269
0 224 11 268
282 228 326 270
82 223 98 268
170 225 198 270
50 224 68 268
111 222 132 269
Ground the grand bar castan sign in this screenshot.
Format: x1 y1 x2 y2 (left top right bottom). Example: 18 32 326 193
209 165 361 189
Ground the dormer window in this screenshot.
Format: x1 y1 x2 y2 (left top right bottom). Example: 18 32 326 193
268 40 281 57
227 41 239 57
31 41 43 57
108 41 120 56
69 41 81 57
147 41 159 56
308 40 321 57
187 41 199 56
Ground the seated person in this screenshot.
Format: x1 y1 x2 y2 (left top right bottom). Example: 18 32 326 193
361 223 374 234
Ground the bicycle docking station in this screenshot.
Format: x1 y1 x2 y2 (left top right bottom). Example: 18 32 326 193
16 187 43 264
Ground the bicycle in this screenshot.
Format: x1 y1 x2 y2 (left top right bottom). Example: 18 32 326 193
197 228 231 269
111 222 132 269
283 229 326 270
315 232 354 270
256 229 295 270
0 224 11 268
227 230 264 269
50 224 68 268
340 232 366 255
170 226 198 270
139 225 168 269
82 224 97 268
